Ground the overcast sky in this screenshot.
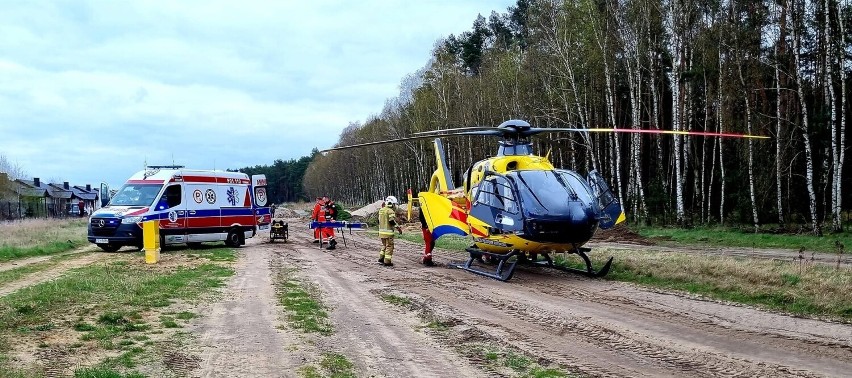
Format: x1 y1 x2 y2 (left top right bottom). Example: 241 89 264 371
0 0 515 188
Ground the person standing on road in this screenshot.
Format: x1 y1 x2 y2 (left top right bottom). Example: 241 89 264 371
378 196 401 266
320 197 337 250
418 207 435 266
311 197 323 243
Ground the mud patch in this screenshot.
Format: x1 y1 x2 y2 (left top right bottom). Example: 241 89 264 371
164 350 201 375
591 223 654 245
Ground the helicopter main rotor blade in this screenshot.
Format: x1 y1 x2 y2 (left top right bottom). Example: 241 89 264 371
411 126 497 136
528 127 770 139
321 134 444 152
321 131 498 152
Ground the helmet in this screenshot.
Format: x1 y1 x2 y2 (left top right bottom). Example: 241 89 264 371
385 196 398 206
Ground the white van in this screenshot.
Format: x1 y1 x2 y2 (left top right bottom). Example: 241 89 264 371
88 166 271 252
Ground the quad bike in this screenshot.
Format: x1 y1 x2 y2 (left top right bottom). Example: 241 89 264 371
269 219 288 242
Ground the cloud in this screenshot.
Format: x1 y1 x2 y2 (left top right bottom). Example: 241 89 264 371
0 0 517 186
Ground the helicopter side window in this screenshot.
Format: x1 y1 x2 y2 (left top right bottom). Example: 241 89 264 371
474 178 518 214
586 170 616 209
474 180 493 206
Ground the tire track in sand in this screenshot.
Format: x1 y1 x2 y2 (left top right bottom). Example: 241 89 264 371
0 252 106 297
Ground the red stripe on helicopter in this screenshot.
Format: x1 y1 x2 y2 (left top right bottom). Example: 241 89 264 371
471 226 487 237
449 208 467 223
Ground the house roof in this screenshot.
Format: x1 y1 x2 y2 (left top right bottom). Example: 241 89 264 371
13 179 48 197
71 186 98 201
47 184 74 200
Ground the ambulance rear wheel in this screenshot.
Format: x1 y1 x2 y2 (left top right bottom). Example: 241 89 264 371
225 229 241 247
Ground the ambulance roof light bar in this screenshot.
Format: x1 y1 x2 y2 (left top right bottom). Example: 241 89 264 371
146 165 185 170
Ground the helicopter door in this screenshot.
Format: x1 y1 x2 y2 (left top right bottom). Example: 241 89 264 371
470 177 523 234
587 170 625 229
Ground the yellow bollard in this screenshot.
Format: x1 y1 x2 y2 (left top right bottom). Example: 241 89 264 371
142 220 160 264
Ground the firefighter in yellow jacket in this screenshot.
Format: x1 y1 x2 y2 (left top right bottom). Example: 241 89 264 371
378 195 402 266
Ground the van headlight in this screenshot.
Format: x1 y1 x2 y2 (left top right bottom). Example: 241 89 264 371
122 216 142 224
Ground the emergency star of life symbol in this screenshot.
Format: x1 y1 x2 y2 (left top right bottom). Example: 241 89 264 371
226 187 239 206
205 189 216 204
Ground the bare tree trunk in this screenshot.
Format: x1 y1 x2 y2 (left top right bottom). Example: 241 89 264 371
667 1 686 225
718 36 727 225
651 46 666 196
791 0 820 234
826 0 840 231
837 0 847 231
738 55 760 231
628 48 648 219
775 2 788 228
702 71 710 223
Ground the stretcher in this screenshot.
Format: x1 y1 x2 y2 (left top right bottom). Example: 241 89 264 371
309 221 367 249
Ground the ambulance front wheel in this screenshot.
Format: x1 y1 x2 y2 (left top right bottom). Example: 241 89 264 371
225 229 242 248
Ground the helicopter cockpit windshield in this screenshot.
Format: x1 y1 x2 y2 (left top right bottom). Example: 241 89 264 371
509 170 595 216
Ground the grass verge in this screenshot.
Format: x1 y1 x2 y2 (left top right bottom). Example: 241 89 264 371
397 232 470 251
0 219 89 261
472 345 569 378
556 248 852 321
380 294 412 307
299 352 356 378
275 268 333 335
0 247 236 376
636 226 851 253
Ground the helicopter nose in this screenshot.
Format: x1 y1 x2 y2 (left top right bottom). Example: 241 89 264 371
525 211 598 244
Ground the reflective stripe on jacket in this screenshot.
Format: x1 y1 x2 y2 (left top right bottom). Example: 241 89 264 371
378 206 396 236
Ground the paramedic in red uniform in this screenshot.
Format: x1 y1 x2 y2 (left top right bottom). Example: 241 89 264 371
418 207 435 265
311 197 322 243
319 197 337 250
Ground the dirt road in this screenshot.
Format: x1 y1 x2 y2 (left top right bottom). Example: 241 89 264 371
192 221 850 377
0 251 105 297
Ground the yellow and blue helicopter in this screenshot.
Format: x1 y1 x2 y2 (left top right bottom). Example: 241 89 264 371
325 120 768 281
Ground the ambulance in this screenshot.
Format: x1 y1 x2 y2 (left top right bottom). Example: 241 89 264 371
87 166 271 252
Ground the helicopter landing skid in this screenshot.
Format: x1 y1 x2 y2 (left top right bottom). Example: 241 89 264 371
533 247 613 278
450 247 612 281
450 248 520 282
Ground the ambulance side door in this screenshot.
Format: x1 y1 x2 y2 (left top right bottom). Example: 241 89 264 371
157 183 187 237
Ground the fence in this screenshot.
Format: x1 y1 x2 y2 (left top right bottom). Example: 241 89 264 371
0 200 87 220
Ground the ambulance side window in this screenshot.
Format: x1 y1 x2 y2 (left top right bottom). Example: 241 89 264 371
164 185 182 208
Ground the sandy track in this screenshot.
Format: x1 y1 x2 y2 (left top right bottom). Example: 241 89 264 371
181 221 850 377
0 245 97 273
191 238 305 378
285 241 486 378
289 227 852 377
0 251 106 297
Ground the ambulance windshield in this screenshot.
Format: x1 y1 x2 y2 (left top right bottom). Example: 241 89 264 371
109 184 162 207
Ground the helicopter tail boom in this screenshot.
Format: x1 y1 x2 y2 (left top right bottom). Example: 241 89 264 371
428 139 455 193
